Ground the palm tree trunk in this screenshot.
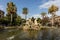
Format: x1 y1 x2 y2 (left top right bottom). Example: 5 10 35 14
11 14 12 23
52 13 54 27
52 16 54 27
25 15 27 20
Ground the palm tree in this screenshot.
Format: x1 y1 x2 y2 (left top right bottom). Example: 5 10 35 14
48 5 58 27
23 8 28 20
41 12 46 19
7 2 17 25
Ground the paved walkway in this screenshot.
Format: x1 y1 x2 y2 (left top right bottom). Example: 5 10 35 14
40 26 58 29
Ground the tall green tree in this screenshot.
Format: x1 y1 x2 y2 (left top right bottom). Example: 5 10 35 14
41 12 46 19
23 8 28 20
6 2 17 25
48 5 58 26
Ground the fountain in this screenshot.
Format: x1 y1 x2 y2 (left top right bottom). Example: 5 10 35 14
23 18 40 30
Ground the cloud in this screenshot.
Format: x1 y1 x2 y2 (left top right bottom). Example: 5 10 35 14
56 9 60 16
20 13 31 19
0 5 4 10
39 0 60 16
30 14 42 18
20 13 25 19
39 0 60 9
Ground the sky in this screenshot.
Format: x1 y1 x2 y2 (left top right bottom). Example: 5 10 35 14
0 0 60 19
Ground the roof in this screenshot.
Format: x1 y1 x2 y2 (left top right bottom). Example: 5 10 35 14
0 10 4 14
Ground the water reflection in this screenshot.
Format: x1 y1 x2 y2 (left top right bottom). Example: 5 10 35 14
0 28 60 40
13 30 39 40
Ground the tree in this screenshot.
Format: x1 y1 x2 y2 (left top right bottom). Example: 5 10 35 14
2 16 10 26
31 17 35 23
15 16 21 26
41 17 49 26
6 2 17 25
48 5 58 26
37 18 41 23
23 8 28 20
41 12 46 19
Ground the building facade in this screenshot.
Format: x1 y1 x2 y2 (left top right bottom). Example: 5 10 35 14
0 10 4 18
49 16 60 26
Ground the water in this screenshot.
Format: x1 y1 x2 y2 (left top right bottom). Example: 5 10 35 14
0 28 60 40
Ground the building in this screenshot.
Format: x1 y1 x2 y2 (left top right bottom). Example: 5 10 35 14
49 16 60 26
54 16 60 23
0 10 4 18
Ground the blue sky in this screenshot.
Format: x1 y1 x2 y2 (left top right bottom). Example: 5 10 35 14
0 0 60 18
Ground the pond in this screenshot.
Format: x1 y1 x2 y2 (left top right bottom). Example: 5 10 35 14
0 28 60 40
